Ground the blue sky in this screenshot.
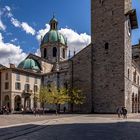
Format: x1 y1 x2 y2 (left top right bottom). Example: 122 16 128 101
0 0 140 66
132 0 140 44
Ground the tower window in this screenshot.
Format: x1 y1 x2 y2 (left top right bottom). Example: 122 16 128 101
100 0 104 5
105 43 109 50
53 47 57 57
44 48 47 58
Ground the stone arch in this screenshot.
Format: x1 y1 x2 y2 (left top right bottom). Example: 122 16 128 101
14 95 21 111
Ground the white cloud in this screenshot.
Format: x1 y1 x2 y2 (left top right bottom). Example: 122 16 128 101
59 28 91 54
3 6 36 35
0 19 6 31
5 6 11 11
35 49 41 57
21 22 36 35
11 38 17 43
10 17 21 27
36 24 50 41
0 9 6 31
0 33 27 67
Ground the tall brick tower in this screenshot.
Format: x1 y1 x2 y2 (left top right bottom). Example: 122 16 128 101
91 0 138 113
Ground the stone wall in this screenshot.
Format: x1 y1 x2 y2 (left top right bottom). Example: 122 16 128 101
91 0 132 113
70 45 92 113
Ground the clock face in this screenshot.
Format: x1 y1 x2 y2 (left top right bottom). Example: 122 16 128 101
127 19 131 36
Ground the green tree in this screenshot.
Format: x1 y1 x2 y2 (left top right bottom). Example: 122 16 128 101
46 86 69 115
39 86 48 114
68 88 85 112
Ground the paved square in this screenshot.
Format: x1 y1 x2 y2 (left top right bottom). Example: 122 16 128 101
0 114 140 140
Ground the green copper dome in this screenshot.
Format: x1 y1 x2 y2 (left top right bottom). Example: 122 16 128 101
18 58 41 71
41 30 66 45
41 16 67 46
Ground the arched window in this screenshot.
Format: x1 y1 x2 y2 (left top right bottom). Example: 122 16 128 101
53 47 57 57
63 49 65 58
44 48 47 58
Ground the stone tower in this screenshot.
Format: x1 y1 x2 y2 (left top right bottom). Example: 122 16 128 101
40 16 67 63
91 0 138 113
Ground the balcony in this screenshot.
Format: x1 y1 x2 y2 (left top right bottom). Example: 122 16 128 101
23 89 33 94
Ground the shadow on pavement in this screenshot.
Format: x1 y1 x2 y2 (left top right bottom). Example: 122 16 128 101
0 121 140 140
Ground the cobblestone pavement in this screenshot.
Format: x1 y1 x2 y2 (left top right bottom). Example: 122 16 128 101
0 114 140 140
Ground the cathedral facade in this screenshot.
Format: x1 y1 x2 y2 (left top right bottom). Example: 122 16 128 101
0 0 140 113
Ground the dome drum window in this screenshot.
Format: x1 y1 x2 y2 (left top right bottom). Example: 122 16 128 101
53 47 57 57
44 48 47 58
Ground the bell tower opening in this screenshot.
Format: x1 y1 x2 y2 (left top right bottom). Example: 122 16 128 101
49 15 58 30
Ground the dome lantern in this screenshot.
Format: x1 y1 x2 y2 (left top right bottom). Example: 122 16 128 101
49 15 58 30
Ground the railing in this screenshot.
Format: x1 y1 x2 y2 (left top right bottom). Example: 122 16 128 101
23 89 32 94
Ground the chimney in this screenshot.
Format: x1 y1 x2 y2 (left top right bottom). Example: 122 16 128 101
10 63 15 68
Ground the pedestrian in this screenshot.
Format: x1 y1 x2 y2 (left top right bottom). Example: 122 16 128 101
116 107 122 118
63 106 66 113
21 107 24 114
33 108 36 116
122 107 127 119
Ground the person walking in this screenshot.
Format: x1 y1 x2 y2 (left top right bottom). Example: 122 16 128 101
122 107 127 119
63 106 66 113
116 107 122 118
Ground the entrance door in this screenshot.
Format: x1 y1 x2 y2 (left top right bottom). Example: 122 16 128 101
14 95 21 111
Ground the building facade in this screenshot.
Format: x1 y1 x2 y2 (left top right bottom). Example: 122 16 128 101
0 0 140 113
